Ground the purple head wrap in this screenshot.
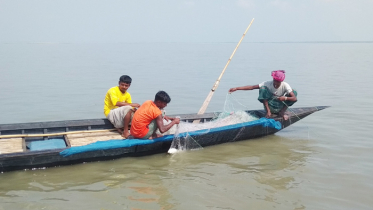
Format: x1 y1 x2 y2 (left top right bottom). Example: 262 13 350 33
271 70 286 82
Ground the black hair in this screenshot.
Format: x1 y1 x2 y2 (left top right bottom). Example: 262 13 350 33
119 75 132 84
154 91 171 103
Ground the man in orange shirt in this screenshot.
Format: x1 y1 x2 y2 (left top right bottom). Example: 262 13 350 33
130 91 180 139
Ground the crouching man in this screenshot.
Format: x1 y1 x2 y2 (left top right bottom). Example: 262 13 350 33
229 70 297 120
130 91 180 139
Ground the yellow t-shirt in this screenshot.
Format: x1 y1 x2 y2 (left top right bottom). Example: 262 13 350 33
104 86 132 117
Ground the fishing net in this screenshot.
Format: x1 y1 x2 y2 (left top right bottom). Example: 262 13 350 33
167 94 259 153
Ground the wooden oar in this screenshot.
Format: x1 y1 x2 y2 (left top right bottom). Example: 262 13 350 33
0 129 117 139
193 18 255 123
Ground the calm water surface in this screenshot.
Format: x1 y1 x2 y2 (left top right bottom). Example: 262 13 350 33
0 42 372 209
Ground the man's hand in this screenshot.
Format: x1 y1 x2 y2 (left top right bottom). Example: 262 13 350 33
173 118 180 124
131 103 140 108
277 96 286 102
164 116 174 121
228 88 237 93
122 130 130 138
265 111 272 118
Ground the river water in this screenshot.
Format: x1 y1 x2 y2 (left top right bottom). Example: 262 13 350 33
0 42 372 209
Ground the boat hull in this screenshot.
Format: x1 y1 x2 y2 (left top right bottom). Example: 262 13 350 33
0 106 328 172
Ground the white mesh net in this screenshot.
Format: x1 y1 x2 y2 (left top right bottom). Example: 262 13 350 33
167 94 259 153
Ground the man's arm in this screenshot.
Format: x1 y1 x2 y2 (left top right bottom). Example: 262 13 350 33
109 90 141 108
164 115 175 121
155 115 180 133
277 91 297 102
115 102 140 108
229 84 260 93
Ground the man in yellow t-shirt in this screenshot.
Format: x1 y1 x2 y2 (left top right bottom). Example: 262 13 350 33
104 75 140 138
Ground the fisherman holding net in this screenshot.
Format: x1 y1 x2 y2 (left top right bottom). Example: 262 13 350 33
228 70 297 120
130 91 180 139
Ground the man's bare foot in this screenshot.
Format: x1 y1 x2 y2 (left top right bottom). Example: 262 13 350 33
149 133 163 139
122 130 130 139
117 128 123 134
279 114 289 120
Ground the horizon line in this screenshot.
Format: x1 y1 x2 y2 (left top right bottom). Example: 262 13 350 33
1 41 373 44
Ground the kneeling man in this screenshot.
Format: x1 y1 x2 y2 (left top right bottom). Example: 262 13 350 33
130 91 180 139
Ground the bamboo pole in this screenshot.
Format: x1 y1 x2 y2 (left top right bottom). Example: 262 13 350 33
0 129 117 139
193 18 255 123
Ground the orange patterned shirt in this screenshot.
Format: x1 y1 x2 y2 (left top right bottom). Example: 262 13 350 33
130 100 162 138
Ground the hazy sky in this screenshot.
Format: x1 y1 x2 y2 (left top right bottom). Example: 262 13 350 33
1 0 372 43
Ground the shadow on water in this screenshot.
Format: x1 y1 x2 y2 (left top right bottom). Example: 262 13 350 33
0 131 315 209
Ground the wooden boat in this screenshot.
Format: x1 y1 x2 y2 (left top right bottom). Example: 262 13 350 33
0 106 328 172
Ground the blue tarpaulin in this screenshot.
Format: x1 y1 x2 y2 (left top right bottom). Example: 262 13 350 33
29 139 67 151
59 118 281 157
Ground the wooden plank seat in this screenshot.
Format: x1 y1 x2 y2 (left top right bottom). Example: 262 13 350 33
67 130 124 147
0 138 24 154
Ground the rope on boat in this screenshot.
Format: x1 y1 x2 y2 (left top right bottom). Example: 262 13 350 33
225 94 256 116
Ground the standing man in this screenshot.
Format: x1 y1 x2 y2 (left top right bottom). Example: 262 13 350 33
130 91 180 139
229 70 297 120
104 75 140 138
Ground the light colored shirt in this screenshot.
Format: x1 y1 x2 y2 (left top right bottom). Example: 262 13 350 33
259 81 292 97
104 86 132 117
130 100 162 138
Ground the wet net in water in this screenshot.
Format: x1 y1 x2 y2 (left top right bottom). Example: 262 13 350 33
166 94 259 153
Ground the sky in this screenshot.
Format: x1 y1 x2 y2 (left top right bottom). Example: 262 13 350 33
1 0 372 43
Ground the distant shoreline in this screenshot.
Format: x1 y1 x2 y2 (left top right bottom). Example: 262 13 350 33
249 41 373 44
1 41 373 44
